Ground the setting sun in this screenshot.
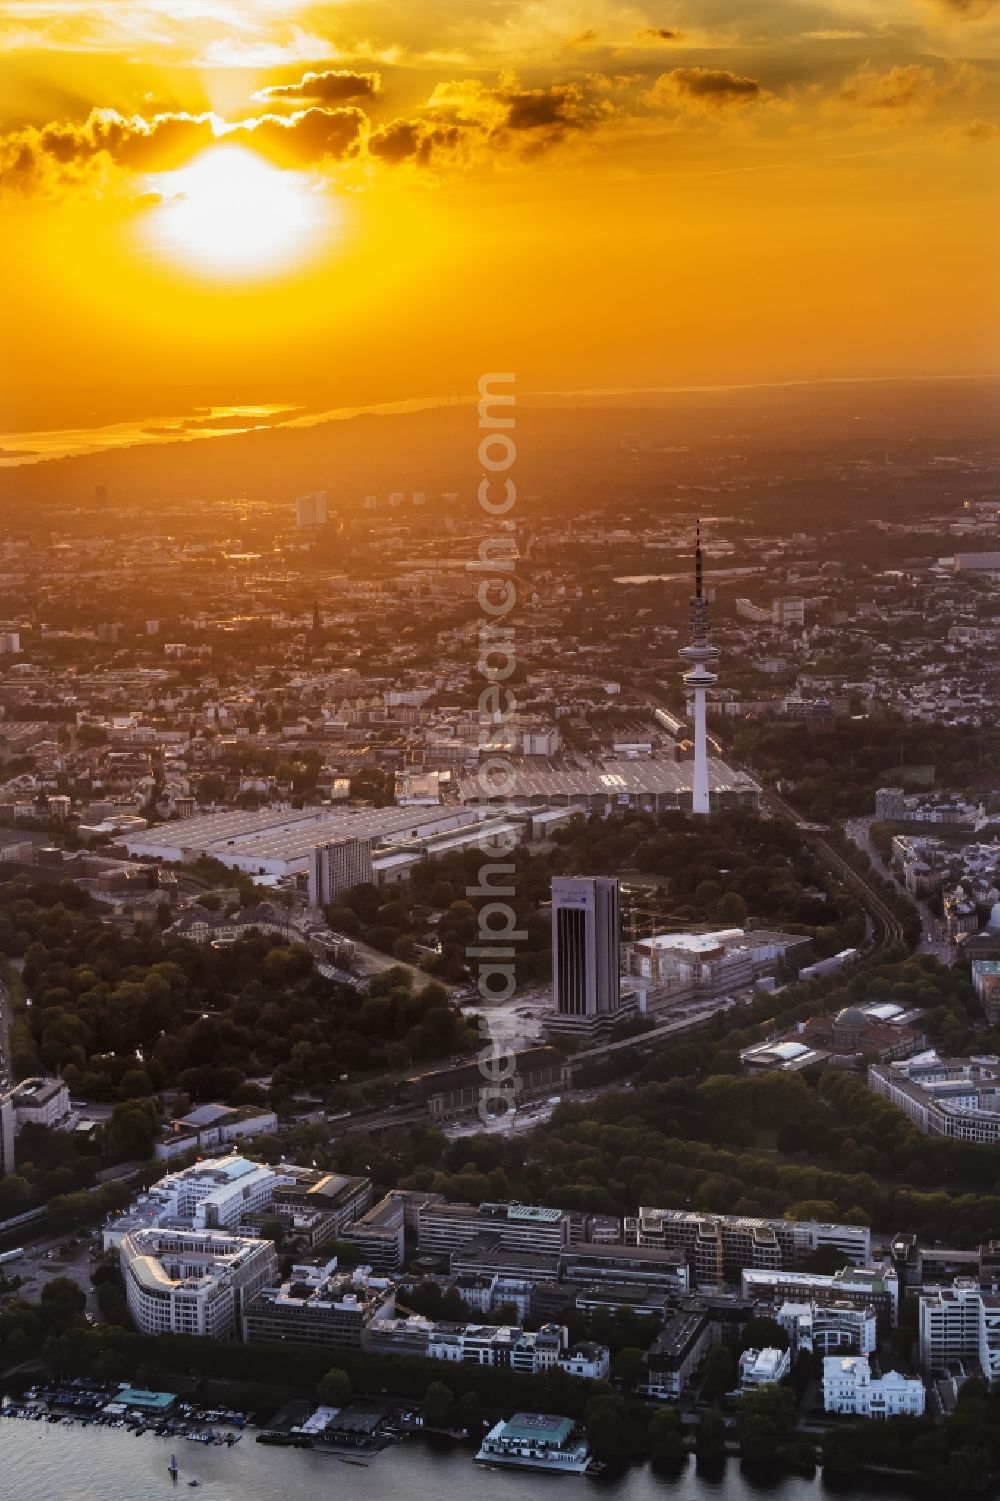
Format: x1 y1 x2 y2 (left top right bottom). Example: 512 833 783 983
141 147 334 280
0 0 996 434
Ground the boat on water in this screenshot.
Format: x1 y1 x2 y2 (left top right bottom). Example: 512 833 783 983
168 1454 179 1477
474 1413 596 1476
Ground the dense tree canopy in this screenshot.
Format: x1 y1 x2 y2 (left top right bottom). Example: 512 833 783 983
0 876 479 1113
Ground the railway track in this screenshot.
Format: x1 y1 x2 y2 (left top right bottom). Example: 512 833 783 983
760 786 907 956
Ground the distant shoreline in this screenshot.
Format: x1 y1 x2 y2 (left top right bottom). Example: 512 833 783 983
3 370 997 470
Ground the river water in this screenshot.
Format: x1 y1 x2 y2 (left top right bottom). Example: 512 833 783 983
0 1420 917 1501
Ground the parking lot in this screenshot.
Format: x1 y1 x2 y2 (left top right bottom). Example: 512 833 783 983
5 1228 104 1320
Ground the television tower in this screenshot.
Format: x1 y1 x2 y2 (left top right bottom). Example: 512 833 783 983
679 521 720 815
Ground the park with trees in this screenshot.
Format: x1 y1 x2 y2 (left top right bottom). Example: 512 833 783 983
0 875 478 1116
326 806 869 984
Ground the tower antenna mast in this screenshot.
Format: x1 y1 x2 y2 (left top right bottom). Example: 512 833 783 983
678 519 720 815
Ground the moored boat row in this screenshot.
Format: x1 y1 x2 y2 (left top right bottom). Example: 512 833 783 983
5 1385 601 1482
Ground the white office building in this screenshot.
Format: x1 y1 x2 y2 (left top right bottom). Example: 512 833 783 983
154 1102 278 1161
624 927 809 1008
777 1300 877 1357
120 1227 278 1339
919 1279 1000 1387
427 1323 565 1373
739 1346 791 1391
103 1156 280 1249
823 1356 925 1418
8 1076 77 1134
558 1342 611 1381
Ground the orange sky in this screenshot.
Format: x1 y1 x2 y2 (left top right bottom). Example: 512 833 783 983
0 0 998 450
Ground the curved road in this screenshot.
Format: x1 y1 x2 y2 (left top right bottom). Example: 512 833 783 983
844 815 955 965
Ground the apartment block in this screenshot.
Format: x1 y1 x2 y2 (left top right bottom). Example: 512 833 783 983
366 1317 580 1375
242 1260 395 1349
626 1207 870 1284
640 1306 712 1399
742 1265 899 1326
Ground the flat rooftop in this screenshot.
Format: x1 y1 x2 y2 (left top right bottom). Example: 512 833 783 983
11 1077 64 1104
500 1413 575 1443
457 756 759 803
114 1389 176 1412
126 804 479 862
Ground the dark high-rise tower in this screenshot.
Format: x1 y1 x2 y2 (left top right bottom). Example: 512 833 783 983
551 876 621 1019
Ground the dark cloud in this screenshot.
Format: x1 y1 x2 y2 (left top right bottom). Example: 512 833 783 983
370 76 615 168
254 70 380 105
368 118 465 167
497 79 616 152
0 105 367 192
639 28 681 41
505 84 588 131
0 448 38 458
666 67 762 101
